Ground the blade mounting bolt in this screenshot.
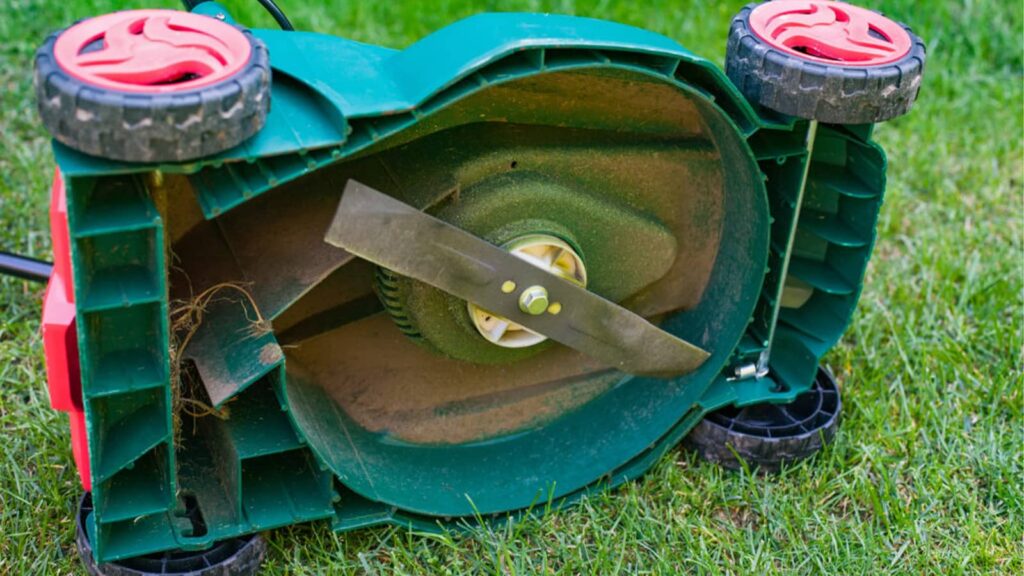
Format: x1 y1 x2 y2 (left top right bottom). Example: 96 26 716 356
518 285 549 315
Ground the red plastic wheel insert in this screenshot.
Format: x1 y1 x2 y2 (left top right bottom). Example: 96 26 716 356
53 9 251 94
749 0 912 66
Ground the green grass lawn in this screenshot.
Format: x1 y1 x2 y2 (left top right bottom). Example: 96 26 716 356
1 0 1021 573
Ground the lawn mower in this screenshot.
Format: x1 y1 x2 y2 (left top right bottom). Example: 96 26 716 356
14 0 926 572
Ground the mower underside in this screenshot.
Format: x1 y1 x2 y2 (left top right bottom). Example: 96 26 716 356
33 4 922 566
164 67 769 517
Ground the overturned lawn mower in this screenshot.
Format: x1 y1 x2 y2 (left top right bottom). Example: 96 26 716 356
26 0 925 573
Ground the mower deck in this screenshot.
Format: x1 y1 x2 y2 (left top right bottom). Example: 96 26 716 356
33 2 921 568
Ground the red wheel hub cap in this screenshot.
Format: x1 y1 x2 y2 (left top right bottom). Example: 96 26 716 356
53 10 251 94
749 0 913 66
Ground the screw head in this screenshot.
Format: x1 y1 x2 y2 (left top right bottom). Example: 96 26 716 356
518 285 549 315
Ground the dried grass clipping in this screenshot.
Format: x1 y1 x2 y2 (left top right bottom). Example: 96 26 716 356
168 282 271 441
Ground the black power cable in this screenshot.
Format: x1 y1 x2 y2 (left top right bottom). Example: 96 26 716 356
0 252 52 284
181 0 294 31
255 0 295 31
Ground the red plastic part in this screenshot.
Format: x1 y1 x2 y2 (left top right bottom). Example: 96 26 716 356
53 9 251 94
748 0 913 66
41 168 91 491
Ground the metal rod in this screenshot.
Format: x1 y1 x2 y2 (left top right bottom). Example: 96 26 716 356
756 119 819 376
0 251 53 283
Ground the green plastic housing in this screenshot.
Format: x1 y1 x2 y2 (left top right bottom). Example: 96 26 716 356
52 9 887 562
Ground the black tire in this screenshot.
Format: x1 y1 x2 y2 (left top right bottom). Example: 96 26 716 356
685 366 841 472
76 494 266 576
34 16 270 163
726 2 926 124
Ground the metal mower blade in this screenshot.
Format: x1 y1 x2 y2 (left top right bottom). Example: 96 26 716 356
325 180 710 377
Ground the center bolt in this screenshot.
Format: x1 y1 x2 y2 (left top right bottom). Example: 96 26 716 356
518 285 549 315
